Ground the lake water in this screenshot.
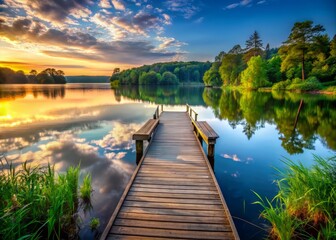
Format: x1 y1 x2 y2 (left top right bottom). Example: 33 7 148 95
0 84 335 239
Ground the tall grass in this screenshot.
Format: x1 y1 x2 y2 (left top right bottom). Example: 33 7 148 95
0 156 92 240
254 155 336 239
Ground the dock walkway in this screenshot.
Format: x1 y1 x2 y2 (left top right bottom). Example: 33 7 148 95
101 110 239 239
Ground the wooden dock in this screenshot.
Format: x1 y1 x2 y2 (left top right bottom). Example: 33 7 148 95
101 108 239 239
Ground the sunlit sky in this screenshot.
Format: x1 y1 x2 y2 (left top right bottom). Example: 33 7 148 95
0 0 335 76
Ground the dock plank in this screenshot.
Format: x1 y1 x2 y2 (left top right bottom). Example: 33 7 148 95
101 111 239 240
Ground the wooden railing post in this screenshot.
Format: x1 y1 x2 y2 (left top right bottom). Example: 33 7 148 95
186 105 189 112
135 140 143 164
161 105 163 112
195 113 198 121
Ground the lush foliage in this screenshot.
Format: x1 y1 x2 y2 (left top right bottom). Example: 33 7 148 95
203 21 336 90
254 155 336 239
241 56 270 89
110 61 211 85
0 67 67 84
203 62 222 86
160 71 179 85
0 159 92 239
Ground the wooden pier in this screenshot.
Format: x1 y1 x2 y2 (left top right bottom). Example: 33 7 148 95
101 106 239 240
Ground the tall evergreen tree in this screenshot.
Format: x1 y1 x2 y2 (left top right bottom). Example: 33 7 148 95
244 31 263 62
279 21 325 80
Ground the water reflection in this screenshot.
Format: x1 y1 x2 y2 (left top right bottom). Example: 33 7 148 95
1 84 335 239
202 88 336 154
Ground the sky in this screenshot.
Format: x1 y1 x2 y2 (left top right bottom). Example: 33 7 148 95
0 0 335 76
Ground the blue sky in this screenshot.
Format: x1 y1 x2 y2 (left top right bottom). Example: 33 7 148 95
0 0 335 75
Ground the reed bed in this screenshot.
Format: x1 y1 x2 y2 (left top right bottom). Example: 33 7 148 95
0 156 93 239
254 155 336 239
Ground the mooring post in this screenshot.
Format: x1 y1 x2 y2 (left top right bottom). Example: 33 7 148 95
207 143 215 159
135 140 143 164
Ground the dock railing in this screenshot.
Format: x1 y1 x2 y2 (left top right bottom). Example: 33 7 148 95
153 105 163 119
186 104 198 121
186 104 219 161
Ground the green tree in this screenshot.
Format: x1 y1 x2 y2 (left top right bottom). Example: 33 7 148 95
203 62 222 86
241 56 270 89
219 47 244 86
279 21 325 80
215 51 226 62
266 55 282 83
139 71 160 85
264 43 271 60
244 31 263 62
160 71 178 85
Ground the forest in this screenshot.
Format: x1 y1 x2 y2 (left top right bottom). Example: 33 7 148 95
203 21 336 91
110 61 211 86
0 67 67 84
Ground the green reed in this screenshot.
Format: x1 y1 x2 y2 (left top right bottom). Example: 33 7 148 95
254 155 336 239
0 158 93 240
80 174 92 203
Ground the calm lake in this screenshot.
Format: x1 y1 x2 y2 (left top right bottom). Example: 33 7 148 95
0 84 335 239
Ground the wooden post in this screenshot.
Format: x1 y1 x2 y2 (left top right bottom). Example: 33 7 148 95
136 140 143 164
208 143 215 159
195 113 198 121
186 105 189 112
161 105 163 112
197 131 203 145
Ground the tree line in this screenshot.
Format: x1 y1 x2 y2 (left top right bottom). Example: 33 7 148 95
110 61 211 86
0 67 67 84
203 20 336 91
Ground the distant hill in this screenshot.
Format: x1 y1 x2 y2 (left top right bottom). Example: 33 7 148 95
66 76 109 83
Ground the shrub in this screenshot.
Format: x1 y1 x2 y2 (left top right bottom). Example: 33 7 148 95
287 76 323 91
272 79 291 90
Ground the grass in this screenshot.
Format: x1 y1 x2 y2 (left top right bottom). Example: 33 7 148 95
254 155 336 239
90 217 100 230
80 174 92 203
0 156 94 240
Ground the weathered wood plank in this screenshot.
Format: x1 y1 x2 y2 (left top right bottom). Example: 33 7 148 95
110 226 234 239
126 196 221 204
127 191 220 199
114 219 230 231
102 111 239 240
117 212 228 224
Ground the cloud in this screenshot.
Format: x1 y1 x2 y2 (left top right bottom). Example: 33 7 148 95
99 0 112 8
111 0 125 11
257 0 266 4
194 16 204 23
225 0 253 10
221 153 254 164
92 122 142 150
221 153 241 162
0 18 183 64
156 36 187 51
165 0 200 19
5 0 93 23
